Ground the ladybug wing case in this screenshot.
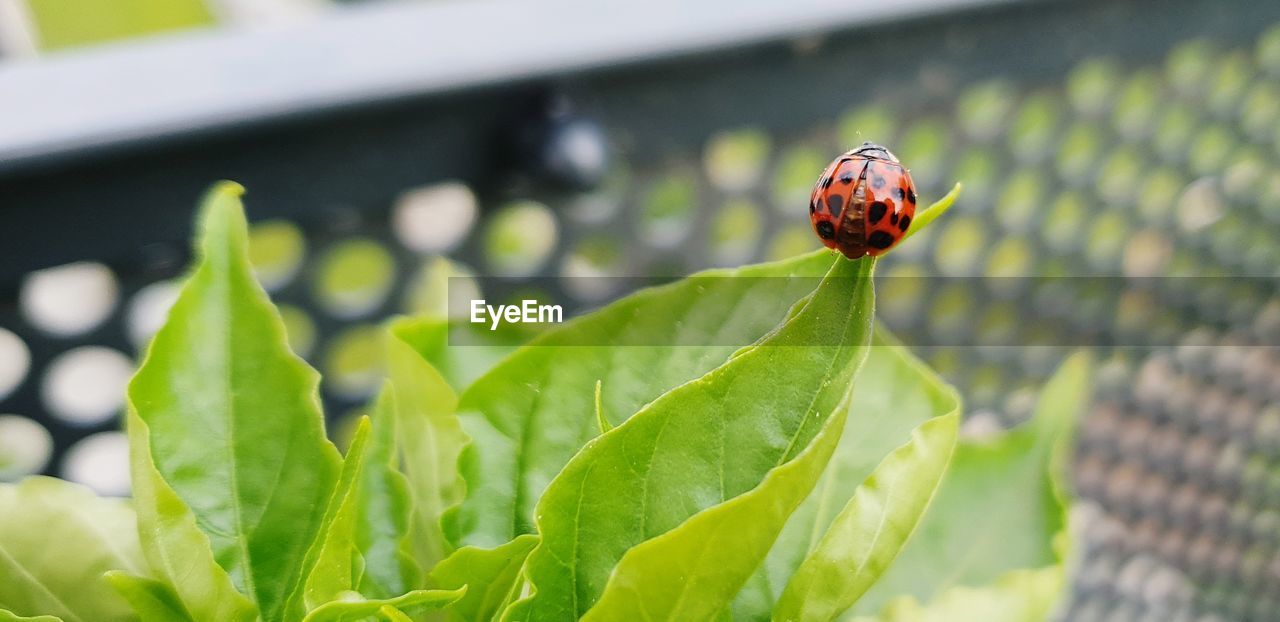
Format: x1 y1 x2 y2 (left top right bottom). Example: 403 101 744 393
810 155 872 259
859 160 916 254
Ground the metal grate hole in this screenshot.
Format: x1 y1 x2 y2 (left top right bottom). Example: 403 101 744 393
20 261 118 337
0 328 29 401
392 181 478 254
60 431 129 497
126 281 180 350
322 324 385 401
483 200 559 277
249 219 307 292
0 415 53 479
40 346 132 427
313 238 397 319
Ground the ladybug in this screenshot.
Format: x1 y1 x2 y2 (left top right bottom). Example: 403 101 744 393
809 142 918 258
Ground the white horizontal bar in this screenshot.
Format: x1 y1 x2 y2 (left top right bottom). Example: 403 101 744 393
0 0 1027 167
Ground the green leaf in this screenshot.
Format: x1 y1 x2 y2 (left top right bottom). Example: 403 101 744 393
357 387 422 598
506 255 876 620
386 318 470 570
449 250 838 548
428 535 539 622
126 410 258 622
127 181 342 621
0 609 63 622
863 566 1064 622
104 573 191 622
377 606 414 622
901 183 961 244
300 418 374 612
850 352 1092 616
390 317 527 394
733 331 962 619
0 477 145 622
774 412 959 621
301 588 466 622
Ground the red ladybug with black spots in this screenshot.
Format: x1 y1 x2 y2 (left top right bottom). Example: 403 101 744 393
809 142 917 258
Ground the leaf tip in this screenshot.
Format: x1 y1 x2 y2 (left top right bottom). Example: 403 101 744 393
348 415 373 454
1057 349 1094 377
212 179 247 199
901 181 961 243
194 180 252 254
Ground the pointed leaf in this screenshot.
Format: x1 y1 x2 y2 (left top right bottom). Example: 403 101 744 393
506 255 876 620
450 250 837 548
386 319 468 570
127 182 342 621
357 386 421 598
851 353 1091 615
774 412 959 620
125 410 258 622
300 418 374 612
733 331 961 618
0 477 145 622
900 183 960 244
429 535 539 622
104 573 191 622
301 588 465 622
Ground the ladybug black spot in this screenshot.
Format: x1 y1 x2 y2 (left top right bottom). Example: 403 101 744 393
867 230 895 250
838 171 855 184
898 215 912 231
892 187 905 201
809 200 816 214
890 212 899 226
906 187 917 204
828 194 844 217
867 201 888 225
816 220 835 240
871 176 887 190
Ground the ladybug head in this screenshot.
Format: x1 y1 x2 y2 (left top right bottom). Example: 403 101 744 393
853 141 899 163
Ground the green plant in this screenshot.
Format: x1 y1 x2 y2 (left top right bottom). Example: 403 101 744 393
0 181 1091 622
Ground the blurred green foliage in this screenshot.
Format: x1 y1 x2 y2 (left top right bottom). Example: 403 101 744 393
27 0 214 51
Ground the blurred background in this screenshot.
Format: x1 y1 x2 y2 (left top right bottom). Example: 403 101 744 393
2 0 1280 619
